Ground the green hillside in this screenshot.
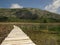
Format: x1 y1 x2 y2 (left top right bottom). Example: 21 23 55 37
0 8 60 22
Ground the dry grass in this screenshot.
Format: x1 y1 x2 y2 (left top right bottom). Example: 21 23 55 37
0 24 13 44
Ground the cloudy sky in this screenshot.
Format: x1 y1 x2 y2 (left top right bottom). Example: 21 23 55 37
0 0 60 14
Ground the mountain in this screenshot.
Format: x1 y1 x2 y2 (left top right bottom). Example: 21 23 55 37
0 8 60 22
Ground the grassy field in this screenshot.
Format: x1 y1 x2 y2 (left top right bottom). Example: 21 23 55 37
16 23 60 45
0 23 60 45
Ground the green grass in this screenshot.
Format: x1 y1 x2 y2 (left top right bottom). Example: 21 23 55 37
16 23 60 45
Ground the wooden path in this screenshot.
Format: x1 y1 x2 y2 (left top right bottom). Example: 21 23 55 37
1 25 36 45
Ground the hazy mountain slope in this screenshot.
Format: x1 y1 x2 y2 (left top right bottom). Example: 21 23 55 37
0 8 60 22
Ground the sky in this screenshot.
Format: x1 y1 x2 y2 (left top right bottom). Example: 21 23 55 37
0 0 60 14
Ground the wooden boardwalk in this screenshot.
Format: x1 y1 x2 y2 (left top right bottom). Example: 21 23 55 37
1 25 36 45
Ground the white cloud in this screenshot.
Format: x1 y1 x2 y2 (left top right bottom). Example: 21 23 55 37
45 0 60 14
10 3 23 8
